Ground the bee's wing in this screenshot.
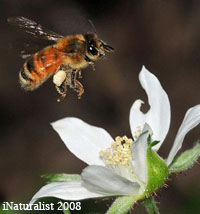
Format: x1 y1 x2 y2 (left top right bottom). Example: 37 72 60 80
7 16 63 42
9 37 53 59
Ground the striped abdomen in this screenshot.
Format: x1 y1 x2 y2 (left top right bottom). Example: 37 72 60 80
19 46 63 91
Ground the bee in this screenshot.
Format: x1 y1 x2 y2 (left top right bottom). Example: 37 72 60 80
8 16 114 101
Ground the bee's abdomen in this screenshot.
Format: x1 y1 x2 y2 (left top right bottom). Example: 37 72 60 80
19 47 62 91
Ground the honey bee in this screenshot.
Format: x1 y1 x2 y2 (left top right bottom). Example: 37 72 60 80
8 16 114 101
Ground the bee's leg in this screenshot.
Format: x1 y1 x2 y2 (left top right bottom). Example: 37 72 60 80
78 70 82 78
53 65 69 102
83 55 95 71
70 70 84 99
74 80 84 99
55 79 67 102
89 62 95 71
71 69 77 87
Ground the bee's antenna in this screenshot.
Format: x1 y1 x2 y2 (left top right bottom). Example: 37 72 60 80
88 19 97 33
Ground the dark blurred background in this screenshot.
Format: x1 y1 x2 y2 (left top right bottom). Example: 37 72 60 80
0 0 200 213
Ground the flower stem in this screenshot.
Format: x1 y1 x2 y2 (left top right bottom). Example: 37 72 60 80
62 208 71 214
144 196 159 214
106 196 136 214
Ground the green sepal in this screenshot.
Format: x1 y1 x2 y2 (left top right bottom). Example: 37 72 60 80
41 173 81 183
145 142 168 195
106 196 136 214
169 141 200 173
151 141 160 147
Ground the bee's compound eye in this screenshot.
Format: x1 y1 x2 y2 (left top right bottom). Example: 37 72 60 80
87 45 98 56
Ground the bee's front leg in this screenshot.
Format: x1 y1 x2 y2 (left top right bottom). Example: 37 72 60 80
83 55 95 71
89 62 95 71
70 69 84 99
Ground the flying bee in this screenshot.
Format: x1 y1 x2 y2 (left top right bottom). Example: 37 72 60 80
8 16 114 101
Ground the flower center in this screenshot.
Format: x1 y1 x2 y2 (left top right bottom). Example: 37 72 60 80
99 136 144 184
99 135 145 186
99 136 133 166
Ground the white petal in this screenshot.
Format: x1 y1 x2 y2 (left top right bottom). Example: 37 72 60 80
51 117 114 166
167 105 200 165
130 66 171 151
30 181 105 204
82 165 140 195
131 124 152 184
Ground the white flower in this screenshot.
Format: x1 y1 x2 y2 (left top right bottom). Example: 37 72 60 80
30 66 200 204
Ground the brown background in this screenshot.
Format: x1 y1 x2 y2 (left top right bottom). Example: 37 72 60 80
0 0 200 213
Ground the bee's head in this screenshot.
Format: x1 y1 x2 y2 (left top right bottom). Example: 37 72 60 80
84 33 114 61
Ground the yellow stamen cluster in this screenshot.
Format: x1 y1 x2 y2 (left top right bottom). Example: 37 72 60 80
99 136 133 166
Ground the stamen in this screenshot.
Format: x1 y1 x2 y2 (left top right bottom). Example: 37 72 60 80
99 136 146 186
134 125 143 139
99 135 133 166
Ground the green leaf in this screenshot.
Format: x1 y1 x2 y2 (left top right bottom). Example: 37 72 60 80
144 196 160 214
41 173 81 183
106 196 136 214
169 141 200 173
145 144 168 195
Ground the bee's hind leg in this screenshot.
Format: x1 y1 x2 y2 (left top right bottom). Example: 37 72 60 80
55 79 67 102
53 66 68 102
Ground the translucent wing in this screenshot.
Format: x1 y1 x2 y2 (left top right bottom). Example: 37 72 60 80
7 16 63 42
9 37 53 59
